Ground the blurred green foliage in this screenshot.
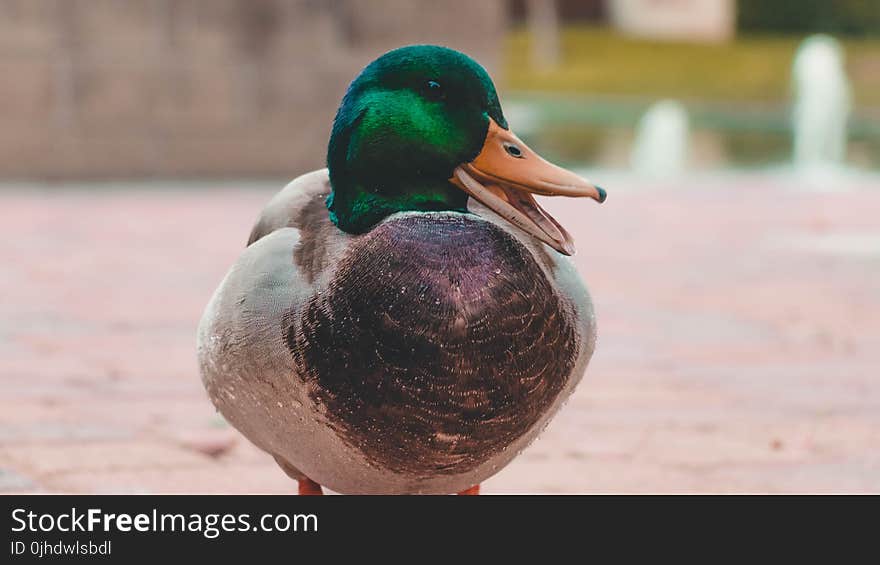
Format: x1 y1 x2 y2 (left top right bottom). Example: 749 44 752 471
739 0 880 36
504 27 880 107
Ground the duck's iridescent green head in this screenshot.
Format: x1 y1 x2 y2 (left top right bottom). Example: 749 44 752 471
327 45 605 255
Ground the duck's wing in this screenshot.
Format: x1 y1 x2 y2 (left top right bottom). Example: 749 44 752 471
197 169 351 470
245 168 351 284
248 168 330 241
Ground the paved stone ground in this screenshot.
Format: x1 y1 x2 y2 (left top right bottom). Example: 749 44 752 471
2 174 879 493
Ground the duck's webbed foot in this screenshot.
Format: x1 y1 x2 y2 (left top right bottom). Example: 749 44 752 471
457 484 480 495
298 478 324 495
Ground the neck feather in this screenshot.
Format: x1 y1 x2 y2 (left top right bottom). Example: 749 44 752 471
327 176 468 234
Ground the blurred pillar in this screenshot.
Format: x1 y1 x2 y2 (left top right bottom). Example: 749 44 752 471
609 0 735 42
526 0 560 69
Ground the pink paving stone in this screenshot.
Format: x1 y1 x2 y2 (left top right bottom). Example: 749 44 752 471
0 441 211 477
47 463 298 494
1 175 879 493
0 468 40 493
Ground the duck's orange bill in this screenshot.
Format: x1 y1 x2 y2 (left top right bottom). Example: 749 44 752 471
450 118 605 256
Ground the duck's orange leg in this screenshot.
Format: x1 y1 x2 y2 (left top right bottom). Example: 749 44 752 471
457 484 480 495
298 478 324 495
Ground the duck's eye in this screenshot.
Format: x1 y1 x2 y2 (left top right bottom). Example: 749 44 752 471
423 80 445 101
504 142 524 159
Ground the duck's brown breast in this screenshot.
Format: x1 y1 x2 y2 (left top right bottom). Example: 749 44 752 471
286 212 578 476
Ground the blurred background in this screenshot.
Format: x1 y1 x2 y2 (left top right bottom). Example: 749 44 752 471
1 0 878 493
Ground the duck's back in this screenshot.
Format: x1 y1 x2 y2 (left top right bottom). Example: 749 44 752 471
198 170 597 493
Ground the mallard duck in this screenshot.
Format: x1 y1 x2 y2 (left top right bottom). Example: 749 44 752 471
197 45 605 495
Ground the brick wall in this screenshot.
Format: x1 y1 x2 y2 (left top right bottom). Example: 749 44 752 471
0 0 505 179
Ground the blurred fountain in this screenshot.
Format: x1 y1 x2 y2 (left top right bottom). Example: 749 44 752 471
791 35 851 172
504 101 541 137
630 100 689 177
